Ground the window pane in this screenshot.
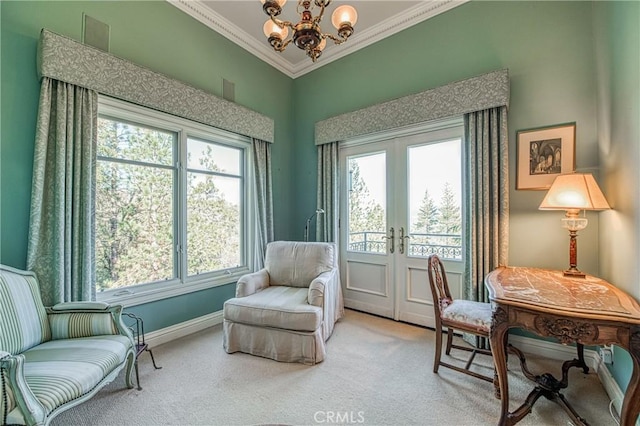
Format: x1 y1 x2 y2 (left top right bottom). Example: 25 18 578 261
97 117 174 166
187 172 242 275
187 138 241 175
408 139 462 260
347 153 387 254
96 161 174 291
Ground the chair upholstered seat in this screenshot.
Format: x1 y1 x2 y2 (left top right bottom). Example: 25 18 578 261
223 286 322 332
22 335 133 412
427 254 494 383
441 300 493 333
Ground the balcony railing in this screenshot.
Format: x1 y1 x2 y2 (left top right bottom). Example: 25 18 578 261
348 231 462 260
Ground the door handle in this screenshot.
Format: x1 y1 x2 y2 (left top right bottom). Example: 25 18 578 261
399 227 410 254
385 227 395 254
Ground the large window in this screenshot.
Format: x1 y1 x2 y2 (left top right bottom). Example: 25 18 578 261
96 97 251 303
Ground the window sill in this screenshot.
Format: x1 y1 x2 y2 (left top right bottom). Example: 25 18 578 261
97 270 246 308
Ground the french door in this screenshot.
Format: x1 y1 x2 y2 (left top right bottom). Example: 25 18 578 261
339 119 465 328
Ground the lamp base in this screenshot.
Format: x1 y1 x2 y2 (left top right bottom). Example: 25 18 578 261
563 268 586 278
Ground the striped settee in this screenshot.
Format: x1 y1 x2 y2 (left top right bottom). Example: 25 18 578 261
0 265 136 426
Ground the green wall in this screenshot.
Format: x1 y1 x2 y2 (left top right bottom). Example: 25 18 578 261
0 0 295 332
293 0 602 277
593 0 640 395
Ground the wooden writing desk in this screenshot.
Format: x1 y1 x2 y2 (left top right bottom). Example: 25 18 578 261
485 266 640 426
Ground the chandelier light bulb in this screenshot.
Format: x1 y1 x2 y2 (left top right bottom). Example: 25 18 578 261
261 0 287 17
263 20 289 39
260 0 287 7
331 5 357 28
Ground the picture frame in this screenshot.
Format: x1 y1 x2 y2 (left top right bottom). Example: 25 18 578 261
516 122 576 190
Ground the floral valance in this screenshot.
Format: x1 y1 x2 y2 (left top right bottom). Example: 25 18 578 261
37 29 274 143
315 69 509 145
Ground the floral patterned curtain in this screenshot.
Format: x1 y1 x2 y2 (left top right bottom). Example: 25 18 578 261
316 142 339 244
252 139 274 270
463 106 509 347
27 78 97 305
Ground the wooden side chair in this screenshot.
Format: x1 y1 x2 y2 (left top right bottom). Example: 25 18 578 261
427 254 494 383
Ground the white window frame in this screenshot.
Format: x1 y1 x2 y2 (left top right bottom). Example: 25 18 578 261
96 96 254 307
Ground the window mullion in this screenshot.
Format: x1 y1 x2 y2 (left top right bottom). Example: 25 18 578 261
178 130 188 283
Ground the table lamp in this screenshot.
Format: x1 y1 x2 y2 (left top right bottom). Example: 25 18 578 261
539 173 610 278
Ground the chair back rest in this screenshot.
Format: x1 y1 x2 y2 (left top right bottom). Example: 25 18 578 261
0 265 51 354
427 255 454 318
265 241 336 288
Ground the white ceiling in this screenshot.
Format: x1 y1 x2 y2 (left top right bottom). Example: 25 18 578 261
168 0 468 79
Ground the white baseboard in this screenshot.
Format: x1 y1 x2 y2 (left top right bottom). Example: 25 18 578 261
597 358 624 422
144 310 223 348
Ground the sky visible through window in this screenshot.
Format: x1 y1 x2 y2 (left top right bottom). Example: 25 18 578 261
352 138 461 222
187 138 242 203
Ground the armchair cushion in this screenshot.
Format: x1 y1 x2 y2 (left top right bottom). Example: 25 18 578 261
224 286 322 332
48 311 120 340
265 241 336 288
50 301 110 311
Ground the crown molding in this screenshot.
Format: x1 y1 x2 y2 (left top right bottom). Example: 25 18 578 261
167 0 296 76
168 0 469 79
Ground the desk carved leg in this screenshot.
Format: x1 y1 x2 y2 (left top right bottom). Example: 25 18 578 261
507 344 589 425
490 307 512 425
576 343 589 374
620 328 640 426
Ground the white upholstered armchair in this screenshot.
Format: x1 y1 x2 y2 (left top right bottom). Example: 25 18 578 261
223 241 343 364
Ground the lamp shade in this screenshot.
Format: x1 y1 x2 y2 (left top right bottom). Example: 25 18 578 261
331 5 358 28
539 173 610 211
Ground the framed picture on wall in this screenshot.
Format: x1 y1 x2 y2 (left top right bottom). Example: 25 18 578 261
516 122 576 190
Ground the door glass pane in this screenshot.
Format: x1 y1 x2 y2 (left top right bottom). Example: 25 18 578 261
347 152 387 254
408 139 462 259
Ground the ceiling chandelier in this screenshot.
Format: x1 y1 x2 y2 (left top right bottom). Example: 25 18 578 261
261 0 358 62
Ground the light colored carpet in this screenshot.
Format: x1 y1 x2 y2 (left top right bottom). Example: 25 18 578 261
52 309 615 425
